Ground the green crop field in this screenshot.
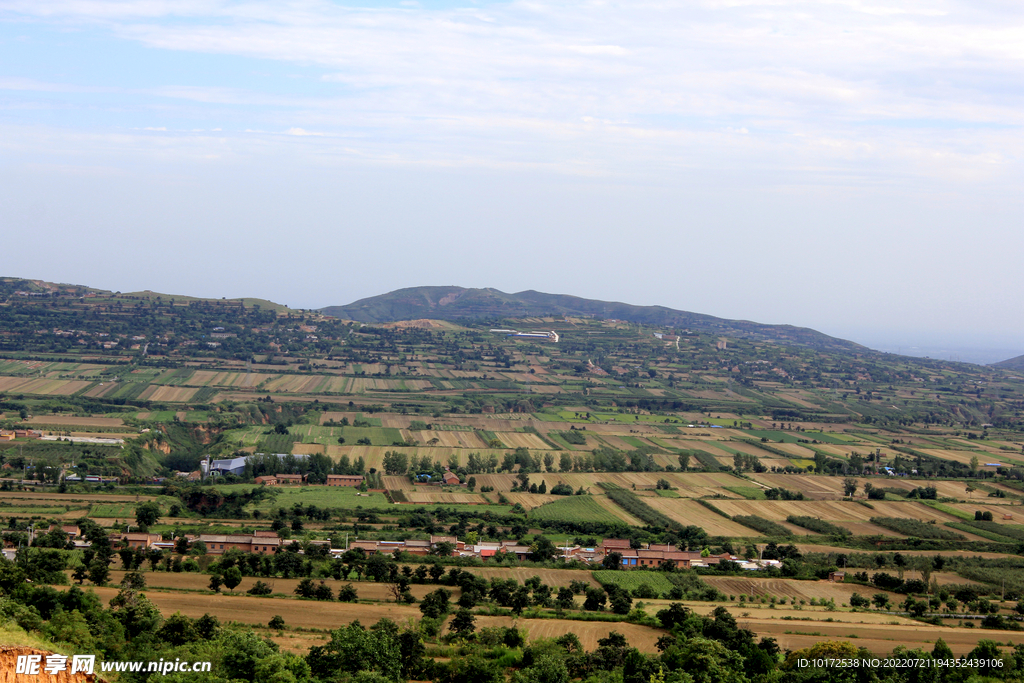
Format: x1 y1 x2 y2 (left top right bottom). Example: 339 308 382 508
529 496 625 525
205 485 393 512
723 486 767 500
90 503 136 518
592 570 676 596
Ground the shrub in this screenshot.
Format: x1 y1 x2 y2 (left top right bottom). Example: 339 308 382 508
786 516 850 537
869 517 966 540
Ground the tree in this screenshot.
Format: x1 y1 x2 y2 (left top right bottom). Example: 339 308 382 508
135 501 160 528
222 566 242 592
602 552 622 570
970 455 980 475
529 536 557 562
583 587 607 611
419 588 451 619
559 453 572 472
87 558 109 586
449 608 476 637
610 590 632 615
842 478 858 498
678 452 691 471
209 574 223 592
507 585 532 618
269 615 286 629
157 613 199 646
556 586 575 611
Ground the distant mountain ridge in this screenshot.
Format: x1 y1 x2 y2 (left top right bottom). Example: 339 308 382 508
993 354 1024 371
321 286 867 352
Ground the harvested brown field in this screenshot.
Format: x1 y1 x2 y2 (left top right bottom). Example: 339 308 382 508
105 571 451 601
641 498 765 536
0 491 157 503
948 502 1020 522
500 493 561 510
702 576 898 603
493 432 551 450
592 494 645 525
292 443 326 455
403 492 488 505
738 613 1017 656
75 584 663 652
796 544 1020 559
705 499 962 527
83 382 121 398
25 416 125 427
459 566 599 588
138 385 199 402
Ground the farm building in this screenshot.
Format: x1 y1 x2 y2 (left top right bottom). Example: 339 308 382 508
325 474 364 487
254 476 279 486
198 534 281 555
118 532 162 549
275 473 305 484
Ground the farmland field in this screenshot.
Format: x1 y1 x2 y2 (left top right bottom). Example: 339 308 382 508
530 496 628 525
137 385 199 402
641 498 766 536
210 484 393 511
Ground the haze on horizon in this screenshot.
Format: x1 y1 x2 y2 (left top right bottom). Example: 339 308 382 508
0 0 1021 362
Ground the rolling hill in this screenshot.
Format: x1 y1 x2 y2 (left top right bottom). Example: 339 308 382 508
993 354 1024 372
320 286 866 352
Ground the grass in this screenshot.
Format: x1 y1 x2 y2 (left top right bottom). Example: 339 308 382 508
869 517 966 540
722 486 767 500
210 485 394 512
592 570 676 596
654 489 680 498
944 522 1017 544
90 503 136 517
920 501 974 520
529 496 626 525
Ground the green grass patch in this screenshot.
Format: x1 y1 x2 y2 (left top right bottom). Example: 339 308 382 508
90 503 136 518
654 489 680 498
920 501 974 520
869 517 965 540
593 570 675 596
722 486 766 500
944 522 1017 543
529 496 625 525
786 515 850 537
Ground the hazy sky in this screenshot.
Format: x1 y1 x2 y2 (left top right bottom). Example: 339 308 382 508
1 0 1021 361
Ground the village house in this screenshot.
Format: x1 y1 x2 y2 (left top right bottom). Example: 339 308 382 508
118 532 162 549
325 474 364 487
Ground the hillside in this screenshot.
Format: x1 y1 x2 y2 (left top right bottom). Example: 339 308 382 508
321 286 866 352
992 353 1024 372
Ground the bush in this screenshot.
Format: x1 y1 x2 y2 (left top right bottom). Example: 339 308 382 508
786 516 850 537
869 518 966 540
247 580 273 596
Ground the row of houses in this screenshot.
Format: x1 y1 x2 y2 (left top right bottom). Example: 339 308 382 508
253 474 365 487
598 539 787 571
0 429 42 441
30 528 784 573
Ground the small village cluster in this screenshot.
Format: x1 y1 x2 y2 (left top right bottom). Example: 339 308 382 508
29 525 791 572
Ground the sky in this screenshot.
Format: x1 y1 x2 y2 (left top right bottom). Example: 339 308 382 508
0 0 1021 363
